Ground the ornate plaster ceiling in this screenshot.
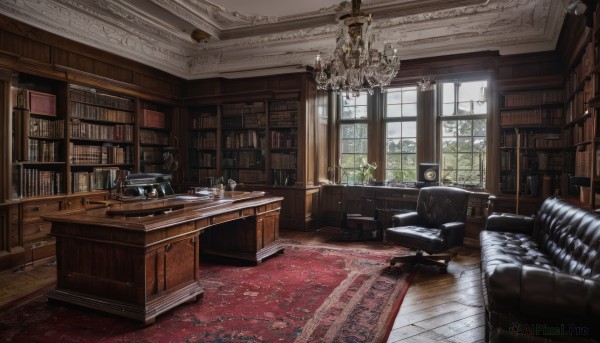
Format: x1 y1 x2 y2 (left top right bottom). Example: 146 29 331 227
0 0 570 79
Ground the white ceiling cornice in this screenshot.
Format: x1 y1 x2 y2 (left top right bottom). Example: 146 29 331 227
0 0 568 80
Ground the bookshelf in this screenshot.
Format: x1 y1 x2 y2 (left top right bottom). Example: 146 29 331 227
188 106 219 185
221 102 266 184
139 101 172 174
563 11 598 207
68 85 135 193
11 74 67 199
269 100 299 186
498 89 564 204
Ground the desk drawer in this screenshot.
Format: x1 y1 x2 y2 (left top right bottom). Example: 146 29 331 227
23 221 52 243
22 200 61 223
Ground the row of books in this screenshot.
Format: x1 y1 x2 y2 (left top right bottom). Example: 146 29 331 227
71 120 133 142
70 86 134 111
190 152 216 168
140 129 170 145
271 152 297 169
71 102 134 124
502 89 564 107
69 143 133 164
190 131 217 149
501 131 562 149
575 147 591 178
500 108 563 126
71 167 120 193
500 150 562 172
30 117 64 138
565 40 595 97
270 130 297 148
27 139 60 162
141 109 166 129
244 112 267 127
222 151 263 168
270 101 298 111
269 111 298 127
222 102 265 116
191 113 217 129
565 117 595 145
18 169 62 197
223 130 263 149
565 76 596 123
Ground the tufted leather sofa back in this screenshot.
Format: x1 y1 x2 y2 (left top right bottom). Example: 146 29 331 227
416 186 470 228
534 197 600 279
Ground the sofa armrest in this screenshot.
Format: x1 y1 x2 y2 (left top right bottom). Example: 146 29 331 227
483 213 534 235
392 212 418 227
439 221 465 232
487 264 600 323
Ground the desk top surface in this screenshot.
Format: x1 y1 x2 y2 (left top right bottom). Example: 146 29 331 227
42 192 283 231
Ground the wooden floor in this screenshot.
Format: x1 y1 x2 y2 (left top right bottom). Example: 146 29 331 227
386 246 485 343
0 226 485 343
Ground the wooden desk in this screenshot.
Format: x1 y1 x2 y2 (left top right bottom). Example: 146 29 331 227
42 193 284 325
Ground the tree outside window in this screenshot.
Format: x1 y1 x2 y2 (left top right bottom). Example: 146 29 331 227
440 81 488 188
340 94 368 184
385 86 417 183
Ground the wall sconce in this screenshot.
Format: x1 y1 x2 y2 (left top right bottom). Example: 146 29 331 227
417 76 435 91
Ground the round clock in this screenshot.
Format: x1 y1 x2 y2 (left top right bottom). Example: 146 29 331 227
424 168 437 182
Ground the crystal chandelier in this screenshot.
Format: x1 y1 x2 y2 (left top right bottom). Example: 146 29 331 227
313 0 401 97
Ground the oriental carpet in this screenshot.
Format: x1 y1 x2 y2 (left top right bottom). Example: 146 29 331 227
0 242 412 343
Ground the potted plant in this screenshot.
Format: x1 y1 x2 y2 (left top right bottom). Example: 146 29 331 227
358 159 377 185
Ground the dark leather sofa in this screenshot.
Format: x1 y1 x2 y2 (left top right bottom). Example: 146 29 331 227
480 197 600 342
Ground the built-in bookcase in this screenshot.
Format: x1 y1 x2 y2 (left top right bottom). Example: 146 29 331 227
68 85 135 193
269 100 299 186
221 102 266 184
11 74 67 199
188 106 219 185
498 89 564 198
139 101 172 174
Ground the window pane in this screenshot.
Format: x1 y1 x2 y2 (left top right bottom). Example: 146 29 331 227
340 123 368 184
442 103 455 116
386 87 417 118
385 94 417 183
387 104 402 118
438 80 488 188
442 83 454 103
402 89 417 103
402 104 417 116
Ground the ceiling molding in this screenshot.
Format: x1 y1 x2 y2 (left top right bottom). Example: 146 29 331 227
0 0 567 80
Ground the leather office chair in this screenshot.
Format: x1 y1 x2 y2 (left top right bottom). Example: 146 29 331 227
386 186 470 273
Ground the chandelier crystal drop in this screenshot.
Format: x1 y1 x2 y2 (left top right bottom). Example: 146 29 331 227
313 0 401 97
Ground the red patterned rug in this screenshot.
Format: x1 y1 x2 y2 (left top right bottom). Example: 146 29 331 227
0 243 412 343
